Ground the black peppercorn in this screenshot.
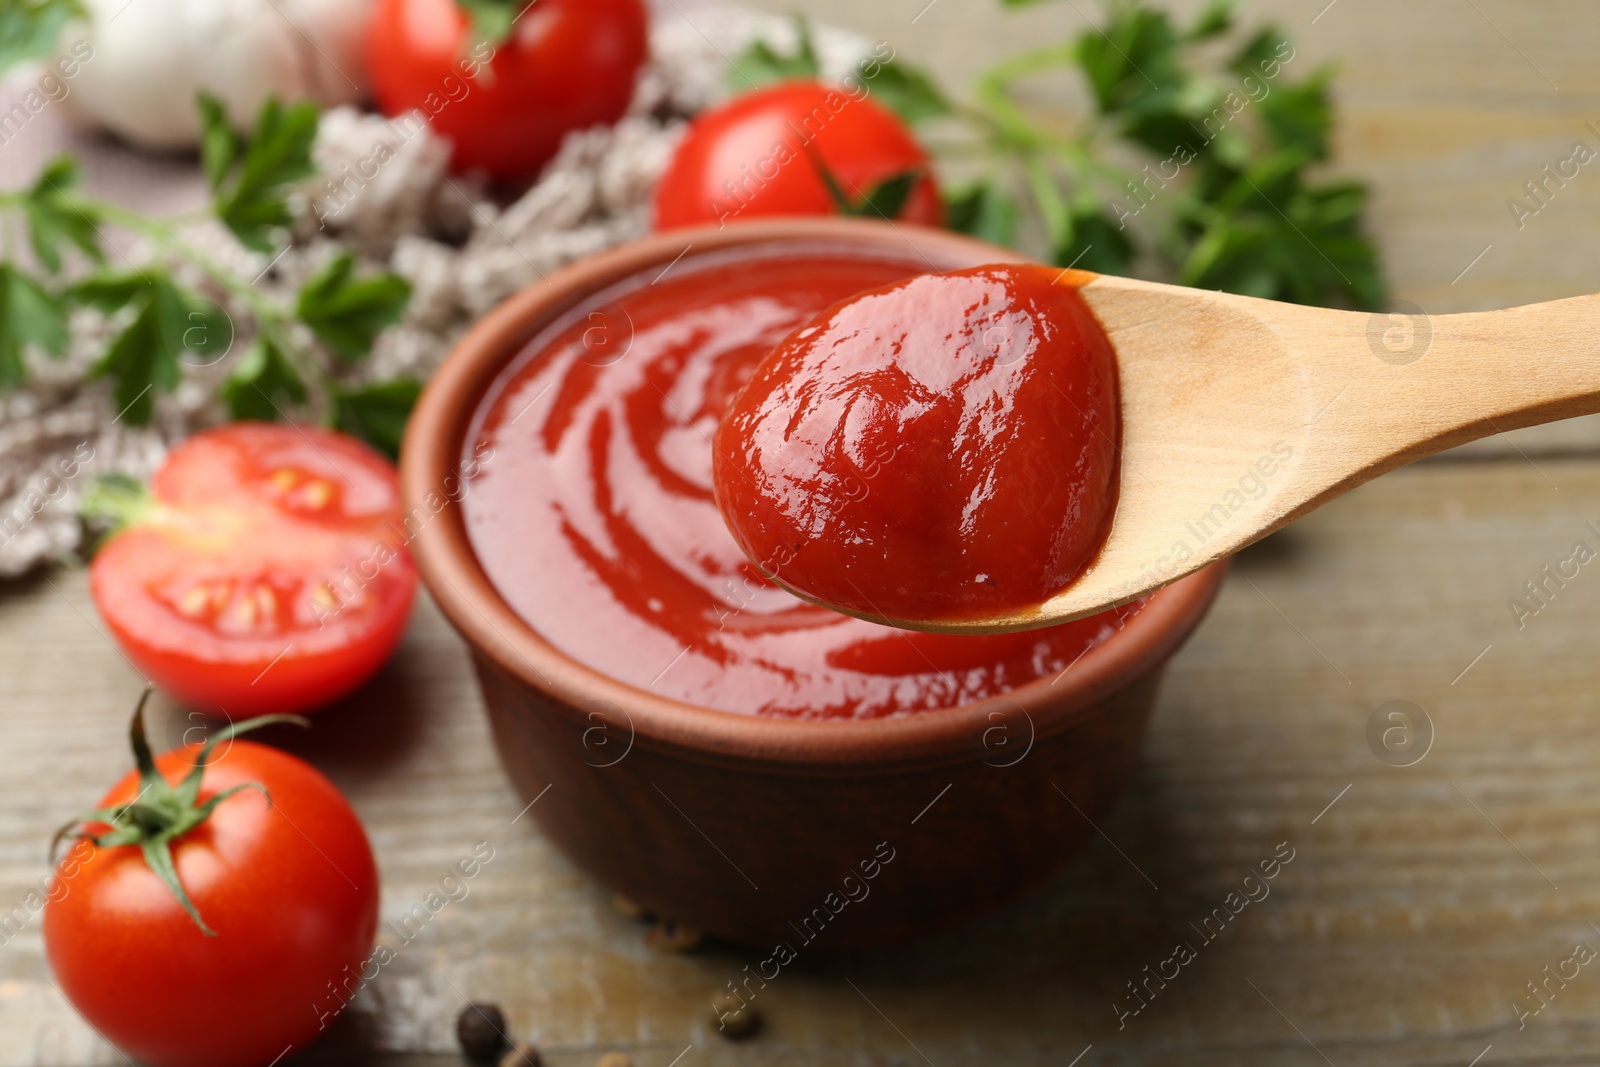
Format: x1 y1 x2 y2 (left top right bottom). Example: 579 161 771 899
710 990 760 1039
456 1003 509 1063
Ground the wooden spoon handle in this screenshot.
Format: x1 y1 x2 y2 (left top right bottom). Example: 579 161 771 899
1274 292 1600 516
1377 293 1600 458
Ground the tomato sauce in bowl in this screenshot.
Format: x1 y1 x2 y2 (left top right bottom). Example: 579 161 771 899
407 222 1230 947
462 244 1137 719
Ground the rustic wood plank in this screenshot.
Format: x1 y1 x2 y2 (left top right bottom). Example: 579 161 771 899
6 457 1600 1064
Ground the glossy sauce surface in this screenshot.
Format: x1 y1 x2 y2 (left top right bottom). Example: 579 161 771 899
464 249 1134 719
714 264 1120 621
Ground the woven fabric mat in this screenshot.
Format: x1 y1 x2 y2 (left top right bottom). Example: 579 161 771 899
0 5 875 577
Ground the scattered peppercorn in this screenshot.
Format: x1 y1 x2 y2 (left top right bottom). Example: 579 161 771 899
456 1003 509 1063
499 1043 544 1067
645 918 702 953
710 990 760 1039
596 1054 634 1067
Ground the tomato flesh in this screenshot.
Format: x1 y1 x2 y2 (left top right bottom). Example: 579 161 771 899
90 423 417 716
654 80 942 230
43 741 379 1067
713 264 1121 621
367 0 650 181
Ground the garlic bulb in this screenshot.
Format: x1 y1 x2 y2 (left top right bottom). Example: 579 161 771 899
59 0 374 150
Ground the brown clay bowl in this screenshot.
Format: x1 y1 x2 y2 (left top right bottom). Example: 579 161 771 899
401 218 1228 949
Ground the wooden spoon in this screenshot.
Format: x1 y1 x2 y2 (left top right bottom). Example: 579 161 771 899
839 274 1600 635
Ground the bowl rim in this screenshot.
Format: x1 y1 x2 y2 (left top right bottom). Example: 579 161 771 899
401 217 1227 771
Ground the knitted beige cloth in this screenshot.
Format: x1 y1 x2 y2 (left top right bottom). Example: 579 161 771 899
0 8 874 576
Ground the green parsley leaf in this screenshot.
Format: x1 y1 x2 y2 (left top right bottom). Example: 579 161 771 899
1258 68 1334 160
295 253 412 362
0 0 83 76
1056 203 1136 276
206 96 319 253
1229 26 1293 80
1074 6 1184 116
729 14 821 92
89 291 176 424
0 265 68 388
1176 149 1382 309
75 271 228 423
220 337 307 421
21 156 102 273
69 271 152 313
863 58 952 124
1017 151 1135 275
1024 156 1070 251
944 181 1020 246
196 93 239 193
331 378 422 459
1188 0 1233 41
1070 7 1217 159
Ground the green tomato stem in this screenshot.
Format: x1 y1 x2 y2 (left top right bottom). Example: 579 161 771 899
50 688 310 936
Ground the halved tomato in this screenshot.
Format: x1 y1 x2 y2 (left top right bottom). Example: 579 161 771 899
89 423 416 715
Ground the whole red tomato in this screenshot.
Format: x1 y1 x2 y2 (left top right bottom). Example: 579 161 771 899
367 0 650 181
654 80 942 230
44 701 379 1067
89 423 417 716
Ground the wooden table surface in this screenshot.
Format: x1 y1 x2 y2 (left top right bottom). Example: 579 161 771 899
7 1 1600 1064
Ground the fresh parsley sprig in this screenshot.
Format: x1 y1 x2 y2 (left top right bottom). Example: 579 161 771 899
201 94 320 253
0 94 416 455
732 2 1385 310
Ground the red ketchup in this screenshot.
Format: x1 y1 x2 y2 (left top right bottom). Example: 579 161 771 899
464 250 1134 719
714 264 1120 622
